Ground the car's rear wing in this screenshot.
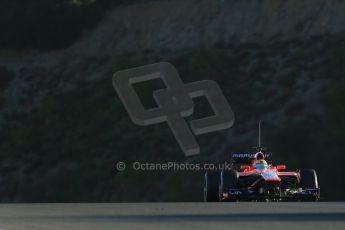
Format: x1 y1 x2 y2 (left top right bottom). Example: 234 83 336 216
230 152 272 165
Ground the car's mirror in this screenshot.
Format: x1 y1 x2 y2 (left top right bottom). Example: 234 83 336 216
277 165 286 170
240 165 251 171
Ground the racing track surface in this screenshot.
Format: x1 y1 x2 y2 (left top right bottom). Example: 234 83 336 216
0 202 344 230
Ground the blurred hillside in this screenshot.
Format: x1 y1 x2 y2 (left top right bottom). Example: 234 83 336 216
0 0 344 202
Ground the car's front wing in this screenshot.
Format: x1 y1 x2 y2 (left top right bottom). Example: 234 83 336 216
222 188 320 201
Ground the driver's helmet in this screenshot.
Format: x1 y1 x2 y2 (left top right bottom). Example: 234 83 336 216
254 159 268 170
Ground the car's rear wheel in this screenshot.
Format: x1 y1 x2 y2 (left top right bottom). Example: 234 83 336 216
219 170 239 201
299 169 319 201
204 171 220 202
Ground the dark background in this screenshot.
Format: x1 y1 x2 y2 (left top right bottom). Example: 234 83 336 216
0 0 344 202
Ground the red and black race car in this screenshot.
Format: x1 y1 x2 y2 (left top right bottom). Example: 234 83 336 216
204 122 320 202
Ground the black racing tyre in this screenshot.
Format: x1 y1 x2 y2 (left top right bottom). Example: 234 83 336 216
204 171 220 202
299 169 319 201
299 169 318 189
219 170 239 201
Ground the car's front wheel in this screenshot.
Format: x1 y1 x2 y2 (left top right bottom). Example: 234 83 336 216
204 171 220 202
299 169 319 201
219 169 239 202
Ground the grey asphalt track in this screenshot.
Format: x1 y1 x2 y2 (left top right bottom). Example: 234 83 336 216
0 202 344 230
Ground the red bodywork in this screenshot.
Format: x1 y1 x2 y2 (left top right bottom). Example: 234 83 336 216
238 164 299 189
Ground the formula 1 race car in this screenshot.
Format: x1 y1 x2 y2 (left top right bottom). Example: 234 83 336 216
204 122 320 202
